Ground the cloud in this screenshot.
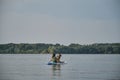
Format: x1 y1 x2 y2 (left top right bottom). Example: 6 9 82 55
0 11 120 44
0 0 120 44
1 0 120 20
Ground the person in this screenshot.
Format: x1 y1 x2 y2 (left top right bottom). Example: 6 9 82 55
56 53 62 63
50 53 57 63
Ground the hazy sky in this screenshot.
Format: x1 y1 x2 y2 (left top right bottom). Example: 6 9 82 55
0 0 120 45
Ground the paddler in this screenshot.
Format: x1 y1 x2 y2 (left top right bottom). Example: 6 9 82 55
56 53 62 62
50 53 57 63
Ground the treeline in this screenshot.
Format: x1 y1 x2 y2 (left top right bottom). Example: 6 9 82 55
0 43 120 54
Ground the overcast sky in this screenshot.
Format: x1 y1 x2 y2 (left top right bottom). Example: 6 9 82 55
0 0 120 45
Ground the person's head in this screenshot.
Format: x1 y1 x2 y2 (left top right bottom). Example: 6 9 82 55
52 53 56 57
57 53 61 57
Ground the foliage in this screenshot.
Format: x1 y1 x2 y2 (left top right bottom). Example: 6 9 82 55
0 43 120 54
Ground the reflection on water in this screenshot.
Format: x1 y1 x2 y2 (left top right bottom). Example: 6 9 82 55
0 54 120 80
51 64 61 77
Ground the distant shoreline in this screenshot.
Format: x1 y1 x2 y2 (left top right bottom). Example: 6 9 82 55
0 53 120 55
0 43 120 54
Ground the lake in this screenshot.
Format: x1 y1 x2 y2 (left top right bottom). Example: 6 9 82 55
0 54 120 80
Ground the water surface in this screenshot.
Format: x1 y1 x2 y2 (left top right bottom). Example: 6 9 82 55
0 54 120 80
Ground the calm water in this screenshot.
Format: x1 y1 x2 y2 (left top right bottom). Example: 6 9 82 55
0 54 120 80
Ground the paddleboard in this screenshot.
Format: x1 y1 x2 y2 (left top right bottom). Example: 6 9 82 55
47 61 65 65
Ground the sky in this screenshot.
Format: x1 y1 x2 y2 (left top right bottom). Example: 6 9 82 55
0 0 120 45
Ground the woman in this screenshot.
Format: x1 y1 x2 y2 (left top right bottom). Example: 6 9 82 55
50 53 57 63
56 53 62 63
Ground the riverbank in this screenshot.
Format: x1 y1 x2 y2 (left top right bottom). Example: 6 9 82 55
0 43 120 54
